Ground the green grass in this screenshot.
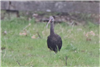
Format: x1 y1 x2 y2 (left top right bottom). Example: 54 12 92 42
1 17 99 67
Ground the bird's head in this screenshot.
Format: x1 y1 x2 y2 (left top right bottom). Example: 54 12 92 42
49 16 55 22
46 16 55 28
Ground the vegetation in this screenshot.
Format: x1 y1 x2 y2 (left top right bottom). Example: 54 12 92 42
1 17 99 67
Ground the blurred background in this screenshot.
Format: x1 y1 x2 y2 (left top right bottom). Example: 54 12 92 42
1 1 100 67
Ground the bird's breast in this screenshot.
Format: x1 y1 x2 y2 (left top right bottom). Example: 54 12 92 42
50 36 58 42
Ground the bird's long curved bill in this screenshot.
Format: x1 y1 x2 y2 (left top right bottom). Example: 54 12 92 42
46 19 51 28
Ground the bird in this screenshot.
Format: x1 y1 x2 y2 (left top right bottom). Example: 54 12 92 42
46 16 62 53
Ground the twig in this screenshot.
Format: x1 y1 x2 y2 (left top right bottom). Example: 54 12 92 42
37 32 42 38
16 60 21 66
65 56 68 66
3 38 7 58
14 57 22 66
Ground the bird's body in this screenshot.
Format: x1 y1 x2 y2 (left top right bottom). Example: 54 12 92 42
47 34 62 53
47 16 62 53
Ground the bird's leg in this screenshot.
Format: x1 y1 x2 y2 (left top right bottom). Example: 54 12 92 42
56 45 59 53
49 49 52 57
49 50 56 59
49 49 55 57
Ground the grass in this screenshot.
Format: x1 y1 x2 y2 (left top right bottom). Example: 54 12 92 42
1 17 99 67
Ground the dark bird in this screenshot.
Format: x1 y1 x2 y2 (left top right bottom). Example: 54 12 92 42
46 16 62 53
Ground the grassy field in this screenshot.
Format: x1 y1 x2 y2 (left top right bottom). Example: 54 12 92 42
1 17 99 67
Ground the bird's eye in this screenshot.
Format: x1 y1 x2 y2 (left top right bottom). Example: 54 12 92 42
49 16 54 21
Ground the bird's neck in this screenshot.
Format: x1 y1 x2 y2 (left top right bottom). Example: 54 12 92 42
50 21 55 35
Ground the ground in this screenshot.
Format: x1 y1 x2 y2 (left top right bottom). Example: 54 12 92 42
1 17 99 67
